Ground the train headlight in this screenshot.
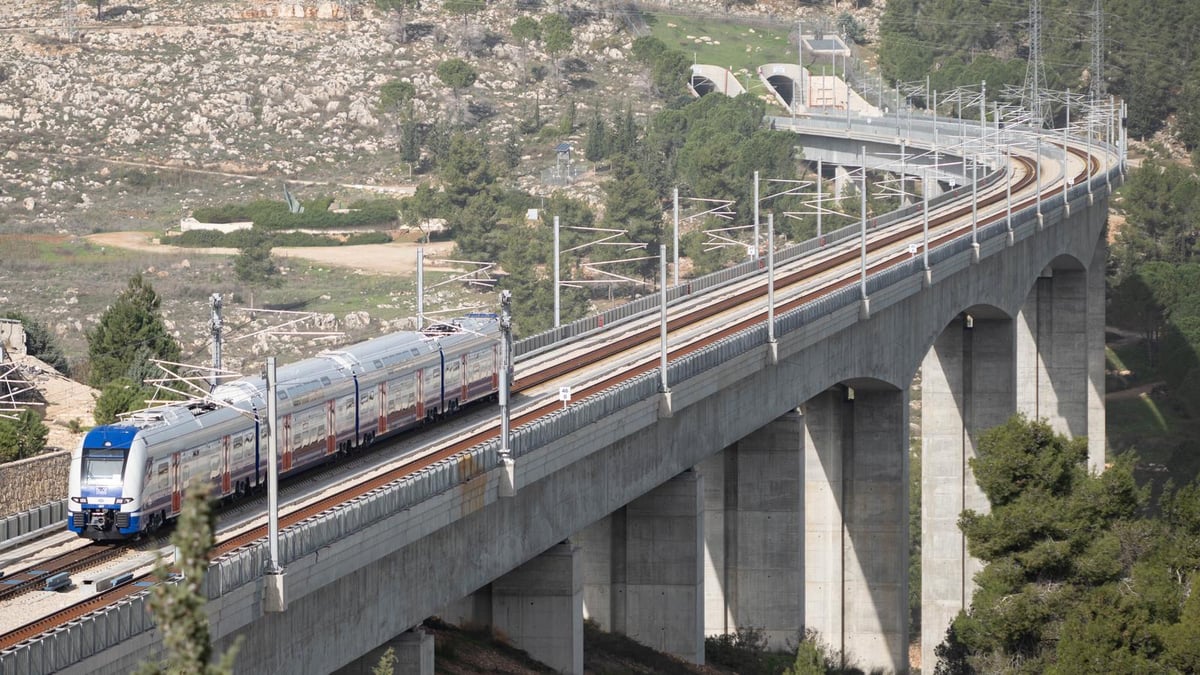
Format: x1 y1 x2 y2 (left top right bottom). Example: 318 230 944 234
115 497 134 504
71 497 86 504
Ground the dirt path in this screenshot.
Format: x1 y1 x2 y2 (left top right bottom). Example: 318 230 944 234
85 231 457 275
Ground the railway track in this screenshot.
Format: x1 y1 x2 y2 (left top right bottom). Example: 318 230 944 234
0 544 124 603
0 137 1109 655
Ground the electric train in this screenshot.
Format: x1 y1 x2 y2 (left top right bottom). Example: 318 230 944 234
67 315 501 540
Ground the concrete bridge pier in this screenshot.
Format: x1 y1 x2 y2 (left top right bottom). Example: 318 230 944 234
922 177 944 199
621 470 705 663
834 165 853 202
1016 241 1107 471
492 542 583 674
433 545 584 673
920 314 1015 668
1086 241 1108 472
699 411 803 648
803 386 909 673
578 470 705 664
334 628 434 675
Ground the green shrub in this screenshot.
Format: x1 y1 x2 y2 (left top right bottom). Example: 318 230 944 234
344 232 392 245
190 197 401 231
0 409 49 463
94 379 154 425
163 230 226 247
270 231 339 247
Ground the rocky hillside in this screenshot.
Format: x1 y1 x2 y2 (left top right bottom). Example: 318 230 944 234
0 0 879 374
0 0 653 230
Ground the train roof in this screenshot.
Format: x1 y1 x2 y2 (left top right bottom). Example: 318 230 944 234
84 396 254 448
210 379 266 409
425 314 500 348
82 425 139 450
272 354 355 406
85 315 502 448
325 330 438 374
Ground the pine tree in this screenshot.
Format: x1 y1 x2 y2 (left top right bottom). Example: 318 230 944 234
233 232 279 285
540 14 573 82
399 101 422 167
0 408 49 463
599 157 662 280
435 58 477 123
86 274 181 388
584 110 606 162
510 15 540 84
440 132 495 208
942 415 1146 672
93 378 155 425
137 481 240 674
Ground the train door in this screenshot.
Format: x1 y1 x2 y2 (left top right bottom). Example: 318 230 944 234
492 343 499 391
171 452 182 513
416 369 425 420
460 354 469 404
221 435 231 495
378 381 388 434
282 414 293 472
326 400 336 456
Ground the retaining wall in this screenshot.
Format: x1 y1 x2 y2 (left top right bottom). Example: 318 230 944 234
0 450 69 516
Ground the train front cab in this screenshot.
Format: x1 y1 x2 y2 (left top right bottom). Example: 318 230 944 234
67 426 146 540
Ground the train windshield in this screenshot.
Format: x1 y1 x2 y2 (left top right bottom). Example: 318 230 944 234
81 448 126 483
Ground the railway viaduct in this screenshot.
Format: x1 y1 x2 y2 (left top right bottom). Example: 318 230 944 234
3 108 1121 675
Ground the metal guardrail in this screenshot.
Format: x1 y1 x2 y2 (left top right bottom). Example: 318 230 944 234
0 125 1123 675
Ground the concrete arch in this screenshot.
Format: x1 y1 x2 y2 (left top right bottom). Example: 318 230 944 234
691 75 718 96
1044 251 1089 272
765 75 797 108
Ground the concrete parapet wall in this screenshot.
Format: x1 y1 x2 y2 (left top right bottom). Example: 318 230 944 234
0 500 67 546
0 450 69 516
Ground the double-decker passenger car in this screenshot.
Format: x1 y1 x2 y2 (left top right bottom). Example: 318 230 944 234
68 316 500 540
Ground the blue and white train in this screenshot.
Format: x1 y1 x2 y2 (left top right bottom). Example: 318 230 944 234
68 315 501 540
